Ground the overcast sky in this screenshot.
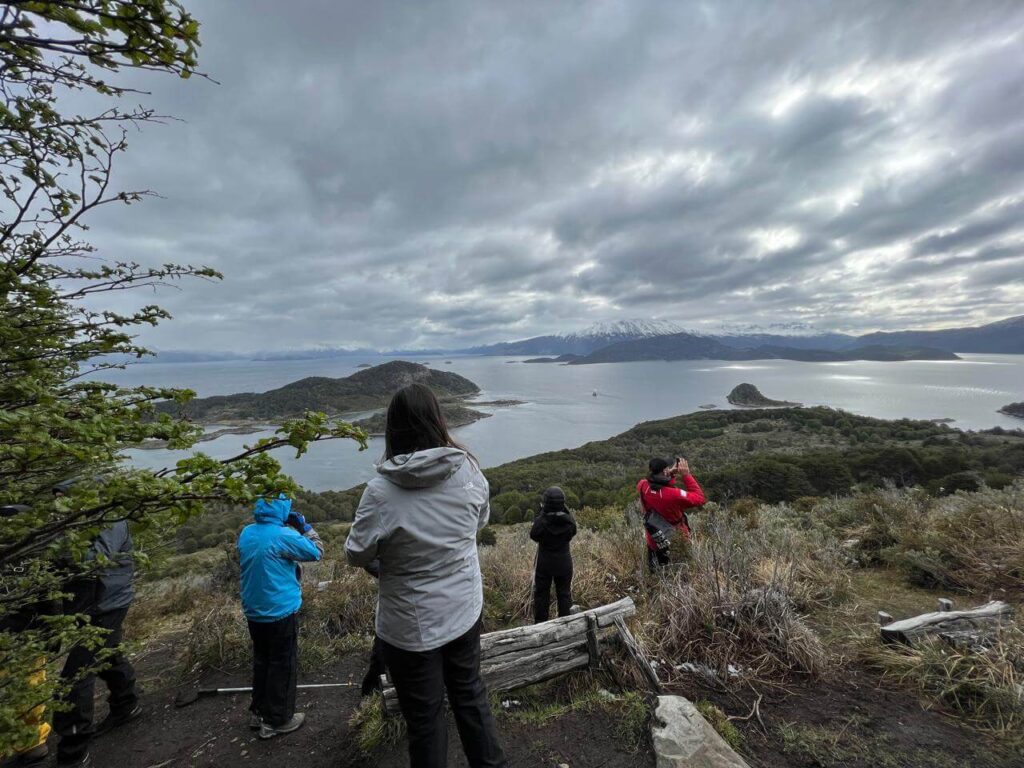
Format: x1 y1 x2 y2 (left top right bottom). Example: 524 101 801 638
86 0 1024 352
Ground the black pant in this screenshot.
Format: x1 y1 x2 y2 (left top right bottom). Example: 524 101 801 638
55 607 138 762
533 564 573 623
247 613 299 727
361 636 386 697
380 617 506 768
647 547 670 572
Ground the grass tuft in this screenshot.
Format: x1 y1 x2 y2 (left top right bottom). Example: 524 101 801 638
348 694 406 753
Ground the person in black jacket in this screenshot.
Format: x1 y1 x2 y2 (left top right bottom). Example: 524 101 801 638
53 519 142 767
530 487 577 623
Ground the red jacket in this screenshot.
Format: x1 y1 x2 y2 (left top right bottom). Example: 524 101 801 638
636 474 706 550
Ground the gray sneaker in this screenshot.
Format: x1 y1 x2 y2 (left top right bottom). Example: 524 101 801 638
258 712 305 740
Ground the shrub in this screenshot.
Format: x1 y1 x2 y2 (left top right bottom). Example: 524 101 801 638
477 526 497 546
645 507 843 683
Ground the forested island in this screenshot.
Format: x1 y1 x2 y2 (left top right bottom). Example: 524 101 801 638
727 383 801 407
1000 402 1024 419
154 361 480 423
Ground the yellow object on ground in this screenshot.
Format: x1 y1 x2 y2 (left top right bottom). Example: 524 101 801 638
6 660 51 757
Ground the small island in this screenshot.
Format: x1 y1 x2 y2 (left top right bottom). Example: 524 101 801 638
727 383 802 408
999 401 1024 419
522 354 583 364
354 403 490 435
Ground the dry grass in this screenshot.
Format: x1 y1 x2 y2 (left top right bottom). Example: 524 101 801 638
859 627 1024 736
820 482 1024 594
478 518 647 627
645 510 836 684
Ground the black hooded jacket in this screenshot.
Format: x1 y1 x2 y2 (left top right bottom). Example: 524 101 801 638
530 509 577 574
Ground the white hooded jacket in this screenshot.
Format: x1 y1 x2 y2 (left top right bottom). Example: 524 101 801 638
345 447 490 651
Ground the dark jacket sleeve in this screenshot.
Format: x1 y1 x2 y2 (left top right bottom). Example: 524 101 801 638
529 513 544 542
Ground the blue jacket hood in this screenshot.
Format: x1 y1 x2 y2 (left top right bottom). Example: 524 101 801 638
254 496 291 524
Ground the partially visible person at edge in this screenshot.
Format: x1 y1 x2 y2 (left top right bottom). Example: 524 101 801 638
238 495 323 740
529 487 577 623
0 504 60 767
52 493 143 767
636 457 706 572
345 383 507 768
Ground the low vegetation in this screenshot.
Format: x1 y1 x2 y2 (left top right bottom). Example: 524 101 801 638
122 409 1024 765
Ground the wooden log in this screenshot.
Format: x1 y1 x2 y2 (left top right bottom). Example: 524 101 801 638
880 601 1013 646
612 615 662 694
938 628 990 649
480 597 636 657
878 611 893 626
586 613 600 669
382 597 636 715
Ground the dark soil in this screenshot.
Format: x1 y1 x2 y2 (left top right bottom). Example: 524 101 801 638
669 667 1023 768
82 654 654 767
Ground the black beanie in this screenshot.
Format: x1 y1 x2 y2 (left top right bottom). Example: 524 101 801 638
541 486 566 513
648 457 670 476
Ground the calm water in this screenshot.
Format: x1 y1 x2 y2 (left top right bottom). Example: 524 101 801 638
102 354 1024 491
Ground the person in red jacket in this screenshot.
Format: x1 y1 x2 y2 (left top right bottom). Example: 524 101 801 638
636 457 706 571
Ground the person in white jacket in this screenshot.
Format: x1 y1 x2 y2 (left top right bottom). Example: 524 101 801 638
345 383 506 768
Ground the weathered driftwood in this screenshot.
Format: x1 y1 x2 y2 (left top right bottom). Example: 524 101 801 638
382 597 636 715
880 600 1014 646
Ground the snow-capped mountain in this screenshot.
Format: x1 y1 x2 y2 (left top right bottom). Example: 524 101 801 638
461 319 687 356
563 319 685 342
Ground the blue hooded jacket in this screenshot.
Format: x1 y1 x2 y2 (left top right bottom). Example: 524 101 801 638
238 496 322 622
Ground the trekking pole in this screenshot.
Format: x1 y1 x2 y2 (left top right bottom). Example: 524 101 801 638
175 682 358 708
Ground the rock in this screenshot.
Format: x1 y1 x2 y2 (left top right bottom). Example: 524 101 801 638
651 695 750 768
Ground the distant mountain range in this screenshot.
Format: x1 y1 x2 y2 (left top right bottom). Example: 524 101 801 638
136 315 1023 365
457 316 1023 360
456 319 685 356
568 335 960 364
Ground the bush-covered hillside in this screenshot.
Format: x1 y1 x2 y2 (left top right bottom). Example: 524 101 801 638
172 407 1024 552
483 407 1024 522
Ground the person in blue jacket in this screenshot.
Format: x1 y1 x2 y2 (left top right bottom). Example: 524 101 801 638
238 495 323 739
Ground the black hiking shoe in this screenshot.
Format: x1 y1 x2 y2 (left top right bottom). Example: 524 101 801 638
249 713 262 730
258 713 305 739
96 703 143 734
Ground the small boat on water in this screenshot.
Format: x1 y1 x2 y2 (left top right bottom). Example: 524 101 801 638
592 391 598 397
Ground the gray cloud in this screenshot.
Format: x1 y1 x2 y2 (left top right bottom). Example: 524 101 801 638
77 0 1024 351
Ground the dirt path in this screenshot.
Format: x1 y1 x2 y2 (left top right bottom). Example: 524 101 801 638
673 668 1023 768
87 656 654 767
